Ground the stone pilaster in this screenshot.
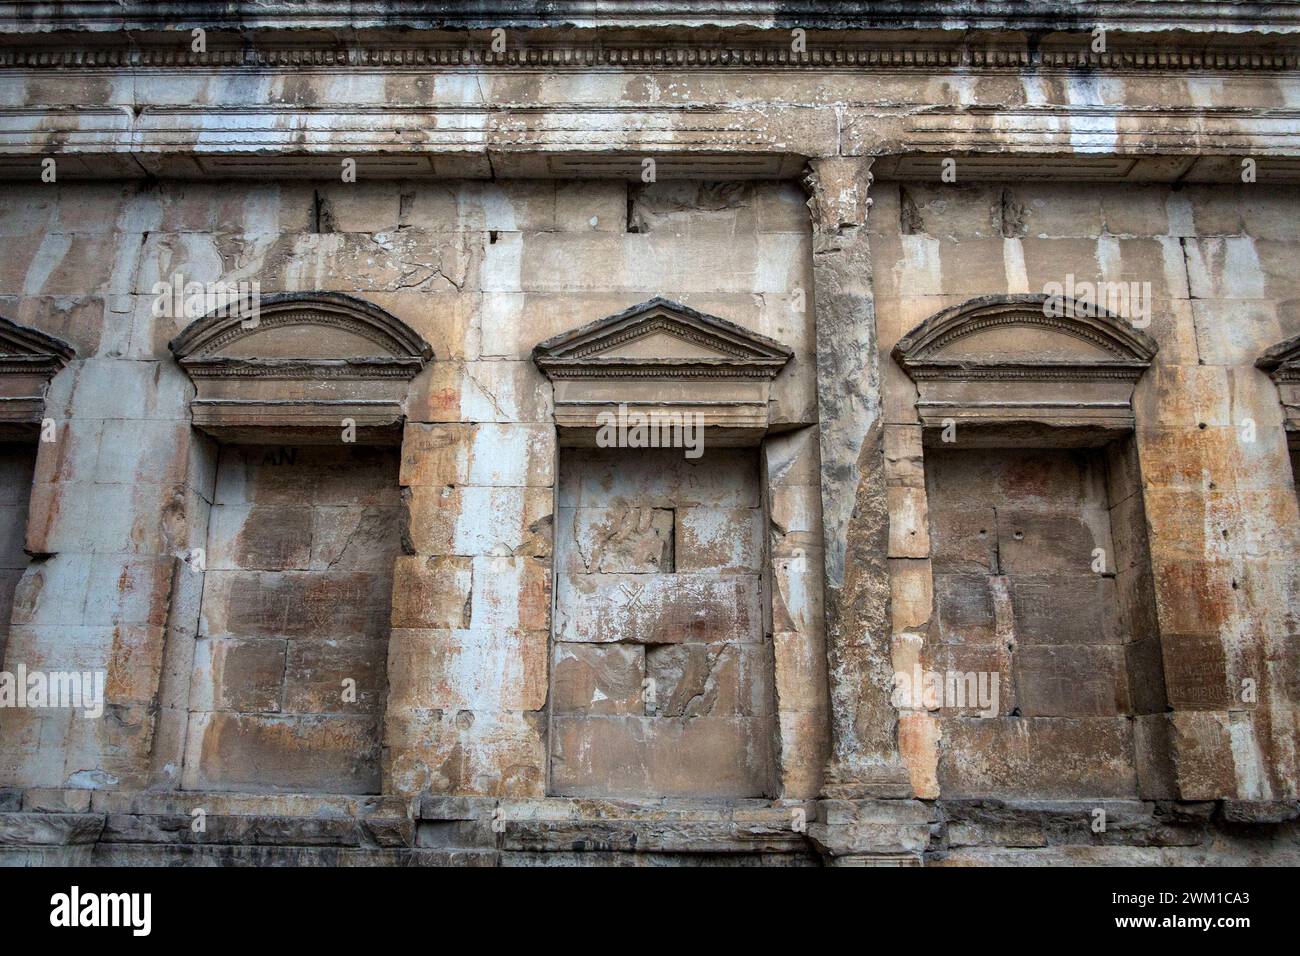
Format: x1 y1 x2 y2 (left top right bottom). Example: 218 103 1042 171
805 156 911 799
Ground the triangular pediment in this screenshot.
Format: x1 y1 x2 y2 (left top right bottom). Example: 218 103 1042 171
0 315 76 369
533 298 792 379
894 293 1157 378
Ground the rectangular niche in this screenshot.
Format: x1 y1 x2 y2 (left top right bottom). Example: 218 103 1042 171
923 438 1167 798
549 447 775 798
182 444 402 794
0 443 35 667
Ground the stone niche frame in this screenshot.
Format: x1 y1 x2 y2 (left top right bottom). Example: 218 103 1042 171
886 293 1174 800
0 314 75 439
533 298 832 801
0 315 74 671
169 291 434 444
155 292 432 796
1256 333 1300 446
893 292 1157 442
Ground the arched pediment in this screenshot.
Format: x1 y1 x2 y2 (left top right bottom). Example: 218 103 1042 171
169 292 432 443
533 298 793 445
892 294 1157 435
894 293 1156 370
0 315 75 434
169 291 432 374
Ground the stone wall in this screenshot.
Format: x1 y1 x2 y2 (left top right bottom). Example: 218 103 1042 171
0 95 1297 863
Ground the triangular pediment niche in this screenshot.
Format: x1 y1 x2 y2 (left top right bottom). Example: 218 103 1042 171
533 298 793 444
534 298 792 379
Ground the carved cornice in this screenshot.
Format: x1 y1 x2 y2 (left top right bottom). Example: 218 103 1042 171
183 358 425 380
904 363 1149 382
5 1 1300 34
3 39 1300 73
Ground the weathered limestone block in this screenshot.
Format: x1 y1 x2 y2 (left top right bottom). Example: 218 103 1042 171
206 506 313 571
558 506 675 573
99 813 366 847
385 709 546 798
555 573 762 645
387 628 547 712
918 643 1016 717
1160 632 1233 710
400 423 555 488
938 799 1211 850
21 789 92 813
763 430 831 797
406 485 552 558
139 230 480 297
898 713 941 799
0 813 104 846
282 639 387 713
889 558 933 632
772 561 826 640
772 631 828 714
1168 711 1239 800
182 713 382 795
937 718 1138 799
807 798 934 863
1009 576 1122 645
469 556 550 631
391 556 473 629
675 508 763 573
550 716 773 799
1014 645 1131 717
931 573 998 643
190 637 287 713
408 360 553 425
551 644 645 715
645 643 772 718
558 447 760 509
201 570 392 640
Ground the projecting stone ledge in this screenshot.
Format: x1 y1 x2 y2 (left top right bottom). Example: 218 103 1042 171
0 792 1297 865
806 799 935 865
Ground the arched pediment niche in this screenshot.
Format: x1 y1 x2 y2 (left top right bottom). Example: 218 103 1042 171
169 292 433 443
532 296 792 445
0 314 75 438
892 293 1157 441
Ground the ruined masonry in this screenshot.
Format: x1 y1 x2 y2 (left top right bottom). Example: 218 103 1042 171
0 1 1298 866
